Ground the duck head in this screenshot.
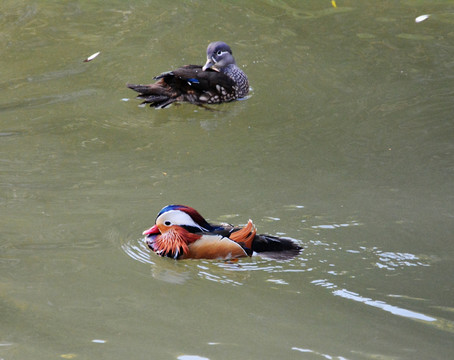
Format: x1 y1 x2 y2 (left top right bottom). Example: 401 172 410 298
143 205 213 258
202 41 236 72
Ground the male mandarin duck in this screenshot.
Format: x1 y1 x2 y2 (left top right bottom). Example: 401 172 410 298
127 41 249 108
143 205 302 260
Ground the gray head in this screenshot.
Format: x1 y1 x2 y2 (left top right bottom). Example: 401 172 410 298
202 41 236 71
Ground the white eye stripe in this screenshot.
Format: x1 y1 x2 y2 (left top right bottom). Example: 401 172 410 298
211 51 228 64
157 210 206 231
214 50 229 57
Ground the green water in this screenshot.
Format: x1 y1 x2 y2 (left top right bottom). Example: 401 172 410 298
1 0 454 359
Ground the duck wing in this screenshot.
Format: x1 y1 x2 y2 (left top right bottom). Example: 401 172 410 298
127 65 237 108
183 235 249 259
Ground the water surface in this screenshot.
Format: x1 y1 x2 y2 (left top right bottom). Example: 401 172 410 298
1 0 454 359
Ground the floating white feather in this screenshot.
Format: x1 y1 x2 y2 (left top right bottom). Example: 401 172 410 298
84 51 100 62
415 14 430 23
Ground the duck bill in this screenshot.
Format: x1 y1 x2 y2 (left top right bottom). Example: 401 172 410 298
142 224 160 236
202 58 215 71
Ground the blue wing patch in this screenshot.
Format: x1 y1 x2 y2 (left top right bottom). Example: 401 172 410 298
187 78 200 85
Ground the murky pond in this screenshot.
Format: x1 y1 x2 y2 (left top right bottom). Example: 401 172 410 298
1 0 454 359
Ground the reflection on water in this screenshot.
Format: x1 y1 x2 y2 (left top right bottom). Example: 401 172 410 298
178 355 209 360
120 223 454 338
121 236 305 286
375 251 431 270
292 346 349 360
180 344 366 360
311 221 361 229
310 278 454 336
313 279 436 322
122 228 434 291
121 237 151 264
91 339 107 344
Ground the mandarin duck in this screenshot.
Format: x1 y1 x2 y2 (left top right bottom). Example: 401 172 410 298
127 41 249 108
143 205 302 260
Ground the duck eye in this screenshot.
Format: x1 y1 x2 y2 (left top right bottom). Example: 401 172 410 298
216 50 222 56
164 221 172 226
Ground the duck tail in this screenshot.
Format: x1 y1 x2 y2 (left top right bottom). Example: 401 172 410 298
127 83 155 94
126 83 176 108
252 234 302 260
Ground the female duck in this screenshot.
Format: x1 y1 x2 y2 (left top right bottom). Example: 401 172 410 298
127 42 249 108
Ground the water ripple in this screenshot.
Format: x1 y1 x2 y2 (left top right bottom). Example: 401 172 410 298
292 346 350 360
122 235 434 288
121 237 152 265
312 279 438 323
375 251 430 270
121 237 304 285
